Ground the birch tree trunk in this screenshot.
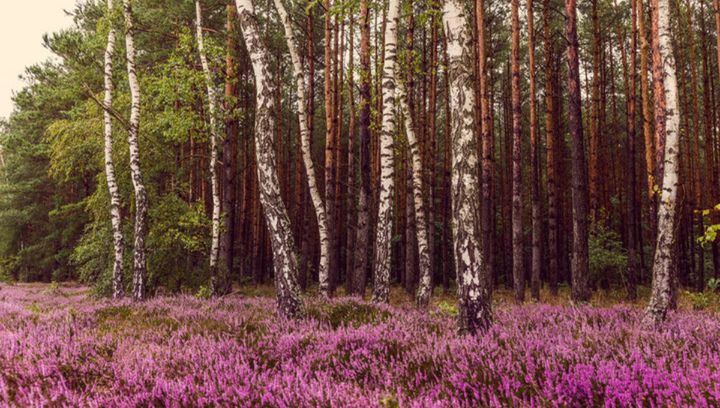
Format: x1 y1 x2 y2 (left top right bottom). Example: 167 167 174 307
644 0 680 326
371 0 400 303
234 0 304 318
565 0 590 303
195 1 223 294
443 0 492 334
123 0 149 301
272 0 330 297
104 0 125 299
396 74 431 307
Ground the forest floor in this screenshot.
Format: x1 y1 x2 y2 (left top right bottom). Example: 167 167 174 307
0 282 719 406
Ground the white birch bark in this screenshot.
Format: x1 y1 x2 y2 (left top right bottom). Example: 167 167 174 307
123 0 149 301
396 75 431 307
272 0 330 298
235 0 304 318
644 0 680 326
371 0 400 304
443 0 492 334
195 1 223 293
104 0 125 299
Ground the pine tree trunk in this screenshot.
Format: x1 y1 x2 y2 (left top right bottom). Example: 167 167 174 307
443 0 492 334
638 0 657 243
511 0 524 303
589 0 601 219
476 0 494 293
104 0 125 299
618 0 639 301
273 0 330 298
565 0 590 303
345 16 358 293
234 0 304 318
544 0 558 296
195 1 223 293
644 0 681 326
351 0 372 296
527 0 541 301
371 0 400 303
123 0 149 301
323 0 337 296
221 1 240 294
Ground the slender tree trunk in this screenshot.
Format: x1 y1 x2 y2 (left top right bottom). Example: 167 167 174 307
544 0 558 296
235 0 304 318
104 0 125 299
644 0 681 326
221 2 239 293
396 74 432 307
476 0 493 292
702 1 720 279
352 0 372 296
511 0 524 303
346 16 358 293
565 0 590 303
195 1 223 293
443 0 491 334
273 0 330 298
638 0 656 231
123 0 149 301
323 0 337 296
371 0 400 303
589 0 601 219
527 0 541 301
618 0 639 300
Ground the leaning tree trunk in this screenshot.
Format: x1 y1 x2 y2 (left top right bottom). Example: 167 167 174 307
272 0 330 297
644 0 680 326
123 0 149 301
443 0 492 334
371 0 400 303
396 74 431 307
195 1 223 294
234 0 304 318
104 0 125 299
565 0 590 303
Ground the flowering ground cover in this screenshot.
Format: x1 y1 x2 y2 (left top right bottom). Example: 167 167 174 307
0 283 719 407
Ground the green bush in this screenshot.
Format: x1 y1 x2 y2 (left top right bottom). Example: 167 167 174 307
588 223 628 288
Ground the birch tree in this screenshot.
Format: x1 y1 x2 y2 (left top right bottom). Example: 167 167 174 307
644 0 681 326
103 0 125 299
194 1 223 294
123 0 149 301
371 0 400 303
234 0 304 318
396 74 431 307
443 0 492 334
272 0 330 297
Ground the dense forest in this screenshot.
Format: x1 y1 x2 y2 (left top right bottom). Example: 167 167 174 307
0 0 719 332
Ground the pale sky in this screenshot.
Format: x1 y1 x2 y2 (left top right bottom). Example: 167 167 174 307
0 1 78 120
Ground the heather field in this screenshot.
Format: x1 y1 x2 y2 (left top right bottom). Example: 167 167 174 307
0 284 718 407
